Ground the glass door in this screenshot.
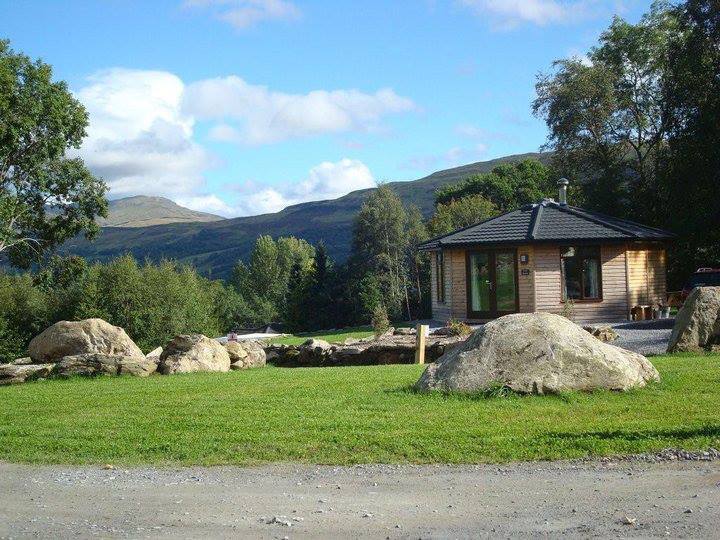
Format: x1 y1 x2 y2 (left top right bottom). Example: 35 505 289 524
494 251 517 315
468 252 492 317
467 250 518 318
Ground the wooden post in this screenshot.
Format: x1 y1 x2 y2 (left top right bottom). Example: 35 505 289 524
415 324 428 364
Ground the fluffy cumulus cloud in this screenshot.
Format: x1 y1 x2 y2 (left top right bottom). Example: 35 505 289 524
232 158 376 215
184 0 301 30
459 0 604 28
184 76 416 145
74 68 408 216
74 69 212 200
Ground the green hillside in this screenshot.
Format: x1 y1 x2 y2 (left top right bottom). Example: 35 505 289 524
98 196 224 228
61 152 546 278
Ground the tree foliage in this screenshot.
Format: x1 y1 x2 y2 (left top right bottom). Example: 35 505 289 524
533 3 676 220
427 195 498 237
230 235 315 326
533 0 719 286
435 159 554 211
0 40 107 267
661 0 720 282
350 185 423 320
0 256 246 360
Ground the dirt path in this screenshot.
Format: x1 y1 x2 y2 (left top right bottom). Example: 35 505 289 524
1 458 718 539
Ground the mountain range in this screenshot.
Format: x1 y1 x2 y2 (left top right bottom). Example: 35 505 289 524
62 152 545 278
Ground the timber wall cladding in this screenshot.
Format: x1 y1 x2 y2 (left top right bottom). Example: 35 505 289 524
517 245 535 313
627 249 667 306
449 249 467 320
534 244 629 322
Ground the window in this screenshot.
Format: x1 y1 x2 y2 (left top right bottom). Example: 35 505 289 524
560 246 602 301
436 252 446 303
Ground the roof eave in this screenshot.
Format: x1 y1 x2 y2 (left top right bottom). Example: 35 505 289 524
425 236 674 250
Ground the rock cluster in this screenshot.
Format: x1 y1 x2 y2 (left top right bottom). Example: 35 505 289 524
266 333 464 368
226 340 266 370
2 318 267 386
667 286 720 352
416 312 659 394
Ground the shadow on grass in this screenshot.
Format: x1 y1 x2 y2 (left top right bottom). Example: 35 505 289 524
540 424 720 443
392 383 531 401
390 380 664 403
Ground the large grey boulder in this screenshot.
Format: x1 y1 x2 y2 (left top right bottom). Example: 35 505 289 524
225 340 266 370
667 287 720 353
52 354 157 378
0 363 54 385
28 319 143 363
157 334 231 374
416 313 659 394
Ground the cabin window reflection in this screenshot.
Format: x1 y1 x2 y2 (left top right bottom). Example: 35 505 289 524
560 246 601 301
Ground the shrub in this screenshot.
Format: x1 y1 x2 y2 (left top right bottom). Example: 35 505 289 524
0 256 249 358
446 319 472 337
371 304 390 338
561 298 575 321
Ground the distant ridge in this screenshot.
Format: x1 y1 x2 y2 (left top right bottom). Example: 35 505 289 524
63 152 547 277
99 196 225 228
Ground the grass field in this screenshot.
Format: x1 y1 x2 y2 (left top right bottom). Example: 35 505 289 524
269 325 376 346
0 353 718 466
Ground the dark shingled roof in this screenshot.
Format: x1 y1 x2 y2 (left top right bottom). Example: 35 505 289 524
419 199 675 251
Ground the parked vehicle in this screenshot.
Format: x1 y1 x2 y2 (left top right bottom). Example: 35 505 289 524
681 268 720 301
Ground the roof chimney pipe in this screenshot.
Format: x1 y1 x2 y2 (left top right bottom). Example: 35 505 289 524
557 178 569 205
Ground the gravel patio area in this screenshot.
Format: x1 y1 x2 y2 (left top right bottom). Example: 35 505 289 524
429 317 674 356
610 319 674 356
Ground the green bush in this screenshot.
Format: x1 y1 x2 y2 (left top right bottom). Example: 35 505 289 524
0 255 251 360
371 304 390 338
446 319 472 337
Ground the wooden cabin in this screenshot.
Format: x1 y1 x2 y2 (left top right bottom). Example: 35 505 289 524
418 180 675 324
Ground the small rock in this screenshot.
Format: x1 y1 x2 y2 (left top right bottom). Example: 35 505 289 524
266 516 292 527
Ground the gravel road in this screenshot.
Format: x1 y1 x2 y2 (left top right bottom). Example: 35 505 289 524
2 454 718 539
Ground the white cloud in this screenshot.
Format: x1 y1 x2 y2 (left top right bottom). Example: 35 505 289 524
74 69 212 200
454 124 488 139
175 194 241 216
232 158 376 215
74 68 404 217
459 0 602 28
402 144 488 171
184 76 416 145
184 0 301 29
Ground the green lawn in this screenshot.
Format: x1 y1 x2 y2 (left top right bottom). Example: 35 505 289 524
269 325 376 346
0 353 718 466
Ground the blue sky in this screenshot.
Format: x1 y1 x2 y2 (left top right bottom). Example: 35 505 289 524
0 0 653 216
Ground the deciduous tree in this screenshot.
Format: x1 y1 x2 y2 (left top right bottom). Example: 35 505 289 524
0 40 107 266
